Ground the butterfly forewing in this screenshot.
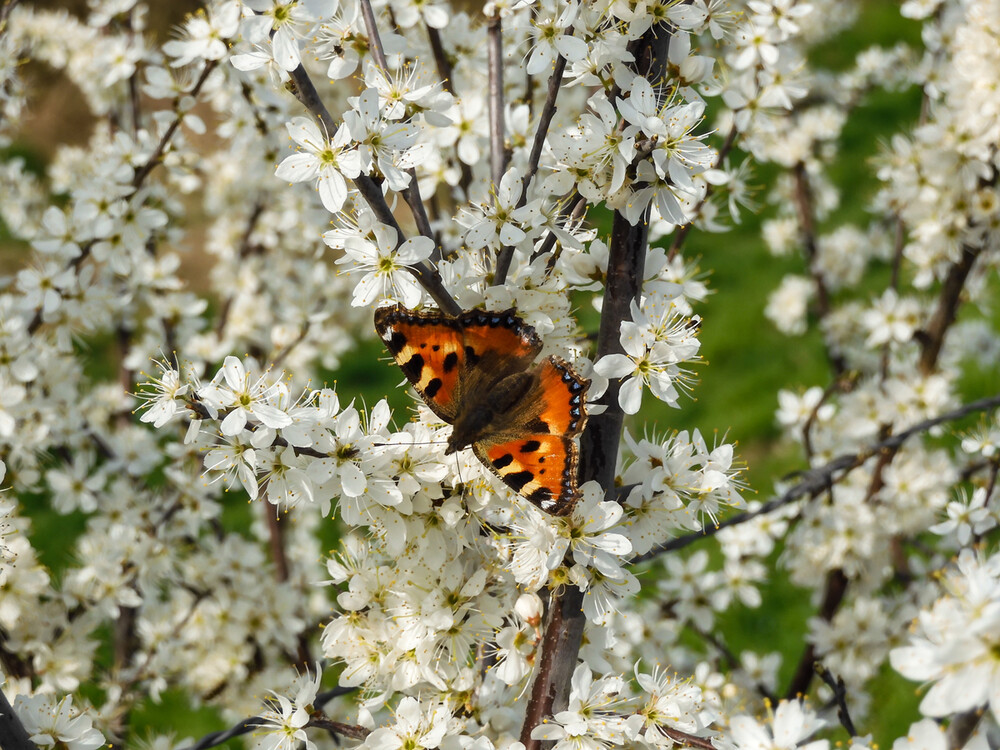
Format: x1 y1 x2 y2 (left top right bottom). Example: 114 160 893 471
374 305 465 421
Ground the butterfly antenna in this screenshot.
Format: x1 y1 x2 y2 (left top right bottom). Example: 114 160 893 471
369 438 449 449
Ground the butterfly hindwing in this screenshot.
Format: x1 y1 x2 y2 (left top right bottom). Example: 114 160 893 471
374 305 465 421
474 434 580 515
533 357 589 438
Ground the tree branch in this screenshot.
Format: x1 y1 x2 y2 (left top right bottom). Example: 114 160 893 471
494 36 571 286
631 391 1000 562
0 687 35 750
518 22 674 750
175 687 356 750
487 13 507 190
285 63 460 315
815 663 859 737
917 243 981 376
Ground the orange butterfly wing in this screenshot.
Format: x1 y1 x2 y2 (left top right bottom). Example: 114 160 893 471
375 305 589 516
474 358 589 516
374 305 465 421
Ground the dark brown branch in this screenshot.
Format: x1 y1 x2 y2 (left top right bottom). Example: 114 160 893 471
657 726 717 750
518 24 673 750
632 391 1000 562
815 663 859 737
0 687 35 750
359 0 389 70
357 0 437 246
487 13 506 189
426 24 456 95
946 709 984 750
518 586 587 748
917 243 981 376
176 688 356 750
784 569 848 700
792 161 846 376
307 716 371 740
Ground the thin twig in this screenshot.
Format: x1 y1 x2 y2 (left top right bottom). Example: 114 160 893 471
917 243 982 376
631 391 1000 562
814 663 858 737
176 687 356 750
657 726 718 750
132 61 218 187
785 569 848 700
426 24 455 95
494 42 570 285
357 0 438 246
792 161 846 376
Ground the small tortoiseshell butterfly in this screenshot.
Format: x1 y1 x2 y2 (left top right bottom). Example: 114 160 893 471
374 304 589 515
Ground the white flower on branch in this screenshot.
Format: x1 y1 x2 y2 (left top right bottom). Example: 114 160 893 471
716 700 828 750
275 116 361 214
13 694 106 750
593 298 700 415
338 221 434 308
890 548 1000 722
256 664 323 750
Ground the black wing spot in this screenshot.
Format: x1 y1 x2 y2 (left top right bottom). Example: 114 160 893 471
420 343 427 349
505 470 533 492
520 440 541 453
401 353 424 381
538 456 546 463
538 469 545 475
444 351 459 372
492 453 514 470
465 346 480 366
425 378 443 399
389 331 407 350
526 418 549 433
528 486 552 506
432 344 440 351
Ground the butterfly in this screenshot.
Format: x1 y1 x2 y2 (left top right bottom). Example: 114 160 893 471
374 304 590 515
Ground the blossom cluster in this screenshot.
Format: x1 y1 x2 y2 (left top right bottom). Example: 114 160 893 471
0 1 997 750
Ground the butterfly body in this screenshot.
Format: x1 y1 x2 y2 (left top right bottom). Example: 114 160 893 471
374 304 589 515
